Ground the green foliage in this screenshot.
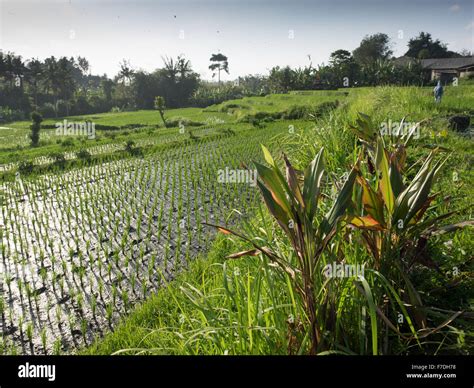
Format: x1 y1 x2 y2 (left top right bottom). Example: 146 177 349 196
209 53 229 83
49 152 67 169
2 85 472 356
29 111 43 147
191 83 244 107
352 33 393 66
405 32 460 59
207 146 357 353
76 148 92 161
154 96 167 127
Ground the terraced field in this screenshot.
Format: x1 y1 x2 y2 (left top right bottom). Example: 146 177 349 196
1 86 472 356
0 120 295 353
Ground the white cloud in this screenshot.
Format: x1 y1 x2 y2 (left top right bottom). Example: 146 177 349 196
450 4 461 11
466 21 474 30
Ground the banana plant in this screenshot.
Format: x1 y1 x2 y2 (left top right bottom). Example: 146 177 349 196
348 113 474 330
206 145 357 354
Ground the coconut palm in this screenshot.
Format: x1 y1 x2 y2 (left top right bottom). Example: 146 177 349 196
209 53 229 83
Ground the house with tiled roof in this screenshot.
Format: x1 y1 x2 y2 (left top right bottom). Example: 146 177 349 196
421 57 474 81
393 56 474 82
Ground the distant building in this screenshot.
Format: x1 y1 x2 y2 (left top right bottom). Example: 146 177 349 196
393 56 474 83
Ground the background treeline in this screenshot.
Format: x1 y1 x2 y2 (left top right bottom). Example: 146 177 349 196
0 32 470 122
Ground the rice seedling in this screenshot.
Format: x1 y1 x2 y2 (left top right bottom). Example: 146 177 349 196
2 87 471 357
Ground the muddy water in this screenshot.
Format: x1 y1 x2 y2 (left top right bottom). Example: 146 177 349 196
1 139 259 354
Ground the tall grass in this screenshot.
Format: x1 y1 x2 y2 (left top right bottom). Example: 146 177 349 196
84 85 473 355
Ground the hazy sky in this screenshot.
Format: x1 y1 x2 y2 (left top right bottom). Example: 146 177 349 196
0 0 473 80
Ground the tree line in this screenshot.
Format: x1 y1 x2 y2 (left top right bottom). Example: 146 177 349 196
0 32 470 122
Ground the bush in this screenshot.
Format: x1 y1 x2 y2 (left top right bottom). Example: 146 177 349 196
55 100 69 117
18 161 35 175
283 105 309 119
38 103 56 118
218 102 250 113
166 117 205 127
76 149 92 161
30 111 43 147
238 111 282 124
312 100 339 118
0 106 25 123
49 152 67 169
191 83 245 107
60 138 75 147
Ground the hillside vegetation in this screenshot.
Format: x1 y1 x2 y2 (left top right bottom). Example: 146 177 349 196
76 85 473 355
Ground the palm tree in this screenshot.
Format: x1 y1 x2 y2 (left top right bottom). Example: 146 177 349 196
177 56 192 80
56 57 76 116
11 55 25 88
209 53 229 83
42 56 61 113
26 58 43 108
117 59 134 85
0 52 5 80
161 56 179 83
41 56 76 117
77 56 90 95
2 52 18 88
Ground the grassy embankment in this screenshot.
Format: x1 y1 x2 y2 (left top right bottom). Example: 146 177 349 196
83 85 473 355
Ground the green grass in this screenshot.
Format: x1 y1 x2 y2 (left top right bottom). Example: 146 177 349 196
0 91 346 150
2 85 473 356
0 91 343 169
83 232 295 355
83 86 473 355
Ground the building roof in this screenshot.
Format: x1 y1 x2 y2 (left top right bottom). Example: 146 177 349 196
392 56 417 67
420 57 474 70
392 56 474 70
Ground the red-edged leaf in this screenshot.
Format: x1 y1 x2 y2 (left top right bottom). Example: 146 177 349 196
348 215 384 230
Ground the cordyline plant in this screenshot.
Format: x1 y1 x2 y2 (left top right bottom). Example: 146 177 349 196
206 145 357 354
348 113 473 334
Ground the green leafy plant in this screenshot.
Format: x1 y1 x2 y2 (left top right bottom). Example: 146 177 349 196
154 96 167 127
206 145 357 354
348 113 474 337
30 111 43 147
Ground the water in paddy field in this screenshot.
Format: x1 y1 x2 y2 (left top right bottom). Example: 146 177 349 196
0 133 266 354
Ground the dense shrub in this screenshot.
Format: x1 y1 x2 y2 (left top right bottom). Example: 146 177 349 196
77 149 92 160
18 161 35 175
218 102 250 112
238 111 282 124
282 105 310 119
30 112 43 147
0 106 25 123
312 100 340 117
49 152 67 168
191 83 245 107
166 117 205 127
38 103 57 118
60 138 75 147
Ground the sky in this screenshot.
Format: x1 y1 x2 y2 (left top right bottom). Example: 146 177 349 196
0 0 473 80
